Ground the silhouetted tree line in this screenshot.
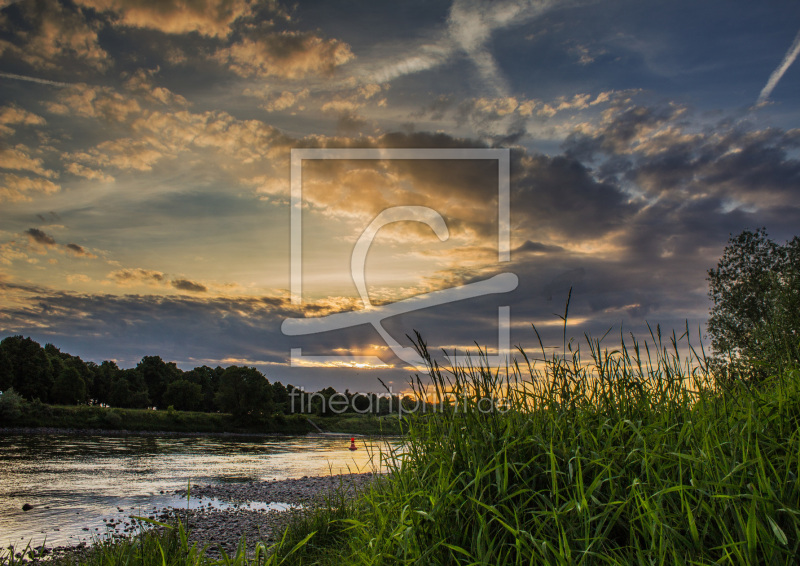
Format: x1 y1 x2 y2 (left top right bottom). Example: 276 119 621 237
0 336 407 417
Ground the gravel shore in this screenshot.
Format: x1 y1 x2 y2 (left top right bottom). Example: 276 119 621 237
168 472 381 557
14 472 382 563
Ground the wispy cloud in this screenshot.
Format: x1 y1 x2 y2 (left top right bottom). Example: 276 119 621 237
757 29 800 105
0 72 71 87
368 0 559 96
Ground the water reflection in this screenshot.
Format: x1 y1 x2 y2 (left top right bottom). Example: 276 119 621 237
0 433 396 549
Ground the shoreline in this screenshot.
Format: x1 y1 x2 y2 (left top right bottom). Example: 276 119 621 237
0 426 399 438
0 426 288 438
7 472 383 562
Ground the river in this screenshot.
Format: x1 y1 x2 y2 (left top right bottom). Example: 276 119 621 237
0 433 397 550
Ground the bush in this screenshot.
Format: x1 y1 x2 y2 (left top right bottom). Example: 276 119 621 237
0 387 25 423
102 409 123 428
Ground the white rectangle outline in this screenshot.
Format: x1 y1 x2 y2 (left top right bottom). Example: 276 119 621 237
289 148 511 368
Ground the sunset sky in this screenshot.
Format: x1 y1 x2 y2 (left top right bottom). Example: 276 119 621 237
1 0 799 392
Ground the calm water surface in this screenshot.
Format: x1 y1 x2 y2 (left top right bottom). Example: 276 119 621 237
0 433 397 549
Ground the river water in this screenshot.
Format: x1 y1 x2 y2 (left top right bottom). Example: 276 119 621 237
0 433 397 550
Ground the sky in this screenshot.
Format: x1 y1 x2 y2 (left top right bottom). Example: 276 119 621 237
1 0 799 393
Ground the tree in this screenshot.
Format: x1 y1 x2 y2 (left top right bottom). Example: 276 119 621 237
136 356 182 409
91 360 119 405
707 228 800 379
110 368 150 408
51 367 87 405
271 381 289 413
0 347 12 391
184 365 221 412
215 366 272 419
0 336 54 402
162 379 203 412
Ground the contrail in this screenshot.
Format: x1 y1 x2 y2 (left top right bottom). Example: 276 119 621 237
0 72 71 87
757 29 800 105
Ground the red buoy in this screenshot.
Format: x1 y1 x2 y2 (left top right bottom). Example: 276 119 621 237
349 437 357 451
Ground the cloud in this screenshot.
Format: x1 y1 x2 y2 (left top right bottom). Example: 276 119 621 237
213 32 354 79
254 88 310 112
757 29 800 105
367 0 559 95
65 162 114 183
0 145 57 178
108 268 167 287
65 243 97 258
64 104 289 176
107 269 213 294
45 84 142 122
25 228 56 246
75 0 259 38
0 0 109 71
17 228 99 260
70 137 173 172
0 104 46 136
172 279 207 293
0 173 60 202
122 69 190 107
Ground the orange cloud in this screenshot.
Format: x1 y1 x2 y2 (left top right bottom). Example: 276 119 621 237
0 173 60 202
0 105 46 136
76 0 258 38
0 0 109 70
213 32 354 78
46 84 142 122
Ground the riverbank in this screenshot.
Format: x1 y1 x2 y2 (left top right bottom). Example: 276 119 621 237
0 404 404 436
3 472 382 563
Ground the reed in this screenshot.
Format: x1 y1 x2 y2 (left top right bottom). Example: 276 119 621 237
273 322 800 564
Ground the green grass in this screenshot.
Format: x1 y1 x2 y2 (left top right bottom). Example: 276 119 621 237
269 325 800 565
6 322 800 565
2 402 403 436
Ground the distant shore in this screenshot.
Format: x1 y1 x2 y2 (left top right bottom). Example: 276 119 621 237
0 426 398 437
0 426 286 437
0 403 405 436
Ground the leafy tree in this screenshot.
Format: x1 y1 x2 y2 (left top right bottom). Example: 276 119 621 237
215 366 273 419
110 368 150 408
0 347 12 391
707 228 800 379
91 360 119 405
162 379 203 412
136 356 182 409
45 344 93 403
0 336 53 402
184 365 221 412
51 367 87 405
271 381 289 413
108 378 132 408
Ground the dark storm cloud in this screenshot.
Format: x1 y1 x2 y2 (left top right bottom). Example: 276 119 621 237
513 240 565 255
512 152 640 239
25 227 56 246
171 279 207 293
